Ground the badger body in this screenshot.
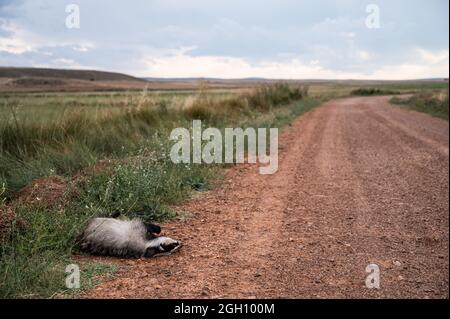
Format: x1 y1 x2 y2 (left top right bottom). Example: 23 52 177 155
80 217 180 258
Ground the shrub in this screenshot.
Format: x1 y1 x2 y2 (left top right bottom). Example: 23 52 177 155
351 88 401 96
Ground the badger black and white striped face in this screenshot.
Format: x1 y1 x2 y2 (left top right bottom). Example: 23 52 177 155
80 217 181 258
145 237 181 257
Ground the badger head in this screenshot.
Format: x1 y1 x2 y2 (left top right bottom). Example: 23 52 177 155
145 236 181 257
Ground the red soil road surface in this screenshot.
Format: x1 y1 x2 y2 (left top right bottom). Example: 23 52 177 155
86 96 449 299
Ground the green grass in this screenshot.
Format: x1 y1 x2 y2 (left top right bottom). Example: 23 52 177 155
390 90 449 120
0 204 117 298
0 83 315 298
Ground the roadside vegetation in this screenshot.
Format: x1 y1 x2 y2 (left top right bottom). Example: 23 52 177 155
0 83 315 298
390 90 449 120
350 88 401 96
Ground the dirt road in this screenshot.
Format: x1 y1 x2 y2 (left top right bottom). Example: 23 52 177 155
86 96 449 299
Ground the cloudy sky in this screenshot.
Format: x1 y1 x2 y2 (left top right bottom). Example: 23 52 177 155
0 0 448 79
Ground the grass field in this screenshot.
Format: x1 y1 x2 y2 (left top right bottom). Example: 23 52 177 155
0 79 447 298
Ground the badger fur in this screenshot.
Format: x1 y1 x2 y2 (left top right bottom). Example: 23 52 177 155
80 217 181 258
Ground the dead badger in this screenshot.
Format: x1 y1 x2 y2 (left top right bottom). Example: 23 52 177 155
80 213 181 258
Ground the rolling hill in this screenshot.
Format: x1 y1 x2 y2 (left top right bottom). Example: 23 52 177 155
0 67 147 93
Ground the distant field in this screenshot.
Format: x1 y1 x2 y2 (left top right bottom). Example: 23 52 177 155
1 67 448 93
0 90 238 125
308 80 449 99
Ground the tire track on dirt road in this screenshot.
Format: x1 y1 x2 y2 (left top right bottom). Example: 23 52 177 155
85 96 448 299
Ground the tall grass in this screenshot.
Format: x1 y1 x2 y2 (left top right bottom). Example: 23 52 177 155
0 84 308 197
0 83 314 298
390 90 449 120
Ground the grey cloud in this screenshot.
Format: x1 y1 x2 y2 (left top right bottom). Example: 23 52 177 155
0 0 448 78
